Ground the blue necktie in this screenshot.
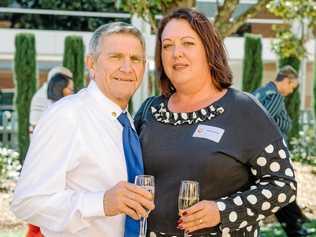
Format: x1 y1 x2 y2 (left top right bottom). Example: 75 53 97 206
117 112 144 237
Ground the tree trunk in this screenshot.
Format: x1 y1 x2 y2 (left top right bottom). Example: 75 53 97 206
215 0 272 38
162 0 196 14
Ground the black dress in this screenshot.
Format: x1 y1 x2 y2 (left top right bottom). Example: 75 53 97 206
134 88 297 237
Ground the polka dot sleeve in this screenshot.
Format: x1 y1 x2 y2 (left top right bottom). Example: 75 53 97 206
215 138 297 233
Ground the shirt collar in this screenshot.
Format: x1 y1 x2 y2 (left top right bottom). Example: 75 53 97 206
87 80 127 120
268 81 278 91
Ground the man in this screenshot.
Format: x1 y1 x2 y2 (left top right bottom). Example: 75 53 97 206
12 22 154 237
29 66 73 130
253 65 309 237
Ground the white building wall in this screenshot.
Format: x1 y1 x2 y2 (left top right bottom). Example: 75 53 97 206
0 28 315 110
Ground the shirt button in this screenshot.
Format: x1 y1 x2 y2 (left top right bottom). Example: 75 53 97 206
112 112 117 117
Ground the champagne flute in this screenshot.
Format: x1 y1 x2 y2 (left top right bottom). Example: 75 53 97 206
135 175 155 237
178 180 200 237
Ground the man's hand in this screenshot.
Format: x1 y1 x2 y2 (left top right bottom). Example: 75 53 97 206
103 181 155 220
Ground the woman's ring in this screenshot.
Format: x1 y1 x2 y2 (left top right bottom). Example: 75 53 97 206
199 219 203 224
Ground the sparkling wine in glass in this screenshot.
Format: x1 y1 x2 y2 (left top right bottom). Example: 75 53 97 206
135 175 155 237
178 180 200 237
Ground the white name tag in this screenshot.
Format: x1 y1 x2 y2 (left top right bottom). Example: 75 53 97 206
193 125 224 143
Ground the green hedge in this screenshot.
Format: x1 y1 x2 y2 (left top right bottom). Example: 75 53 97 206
63 36 85 92
242 34 263 92
14 33 37 163
279 56 301 142
314 59 316 120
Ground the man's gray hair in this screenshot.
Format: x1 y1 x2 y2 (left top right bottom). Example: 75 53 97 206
88 22 145 59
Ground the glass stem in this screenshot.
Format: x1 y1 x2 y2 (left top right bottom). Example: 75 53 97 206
139 217 147 237
184 232 190 237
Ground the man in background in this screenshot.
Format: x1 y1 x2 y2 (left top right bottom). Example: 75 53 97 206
253 65 310 237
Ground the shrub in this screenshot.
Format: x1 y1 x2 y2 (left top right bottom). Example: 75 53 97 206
0 147 21 192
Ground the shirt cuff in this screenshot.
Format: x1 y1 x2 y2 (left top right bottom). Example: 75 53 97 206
81 191 105 218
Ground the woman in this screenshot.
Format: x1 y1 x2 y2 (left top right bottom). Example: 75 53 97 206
26 72 73 237
135 8 297 237
47 73 74 102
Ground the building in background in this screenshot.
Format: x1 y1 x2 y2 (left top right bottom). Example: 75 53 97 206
0 0 315 111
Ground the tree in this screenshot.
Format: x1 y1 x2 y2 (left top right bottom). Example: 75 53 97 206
9 0 124 31
63 36 85 92
314 59 316 119
267 0 315 141
242 34 263 92
14 33 36 162
117 0 273 37
214 0 272 38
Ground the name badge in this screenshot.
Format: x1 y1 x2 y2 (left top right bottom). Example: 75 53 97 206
193 125 224 143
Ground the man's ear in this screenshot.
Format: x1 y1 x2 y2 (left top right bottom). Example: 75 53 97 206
85 55 95 79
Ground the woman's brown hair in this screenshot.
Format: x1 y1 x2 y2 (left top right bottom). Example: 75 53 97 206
155 8 233 96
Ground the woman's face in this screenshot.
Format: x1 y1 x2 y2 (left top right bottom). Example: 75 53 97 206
161 19 211 90
63 79 74 96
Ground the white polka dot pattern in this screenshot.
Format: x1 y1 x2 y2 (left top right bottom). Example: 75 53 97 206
274 181 285 187
262 189 272 199
222 227 230 234
270 162 280 172
272 206 280 213
259 182 268 186
215 138 296 235
278 149 286 159
247 208 255 216
256 214 265 221
289 195 296 203
285 168 294 177
257 157 267 166
233 196 243 206
278 193 287 203
265 144 274 153
246 225 253 232
247 195 257 205
239 221 248 228
229 211 237 222
250 185 257 190
217 201 226 211
261 201 271 210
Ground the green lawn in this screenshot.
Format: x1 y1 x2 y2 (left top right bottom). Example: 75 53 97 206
261 220 316 237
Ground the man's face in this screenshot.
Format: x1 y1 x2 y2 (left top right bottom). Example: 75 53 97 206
281 77 299 96
86 33 145 108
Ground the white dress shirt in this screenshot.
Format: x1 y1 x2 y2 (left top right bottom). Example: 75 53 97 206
12 80 131 237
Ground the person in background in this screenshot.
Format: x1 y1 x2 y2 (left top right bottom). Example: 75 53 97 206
253 66 311 237
12 22 154 237
47 73 74 102
29 66 73 131
135 8 297 237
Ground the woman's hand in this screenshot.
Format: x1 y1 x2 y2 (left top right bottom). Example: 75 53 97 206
177 200 221 234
